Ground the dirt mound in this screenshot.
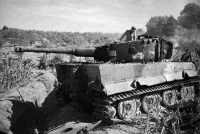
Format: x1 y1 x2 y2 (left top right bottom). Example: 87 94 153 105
0 71 57 134
0 69 145 134
0 71 148 134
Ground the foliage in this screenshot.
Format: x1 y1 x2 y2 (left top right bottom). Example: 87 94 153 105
146 16 177 37
38 54 49 70
145 3 200 61
162 16 177 37
2 26 8 30
170 29 200 62
0 39 6 48
0 28 121 48
139 99 200 134
146 16 166 36
0 59 34 94
178 3 200 31
37 54 65 70
146 3 200 38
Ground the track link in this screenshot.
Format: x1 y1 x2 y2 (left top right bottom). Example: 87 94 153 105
93 77 200 123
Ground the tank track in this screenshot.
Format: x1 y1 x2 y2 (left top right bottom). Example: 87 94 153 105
93 77 200 123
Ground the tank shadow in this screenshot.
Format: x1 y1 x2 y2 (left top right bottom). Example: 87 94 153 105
10 100 46 134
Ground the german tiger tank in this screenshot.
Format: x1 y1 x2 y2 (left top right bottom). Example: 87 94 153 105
15 35 200 123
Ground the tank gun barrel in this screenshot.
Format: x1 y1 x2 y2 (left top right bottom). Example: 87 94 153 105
14 47 96 57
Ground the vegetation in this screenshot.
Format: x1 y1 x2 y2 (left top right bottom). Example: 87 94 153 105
146 3 200 37
170 28 200 62
145 3 200 62
0 59 34 94
37 54 65 70
0 27 121 48
178 3 200 31
146 101 200 134
146 15 177 37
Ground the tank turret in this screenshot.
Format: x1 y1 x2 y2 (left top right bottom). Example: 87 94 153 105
15 35 173 63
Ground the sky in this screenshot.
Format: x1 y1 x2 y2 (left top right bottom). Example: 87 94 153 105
0 0 200 33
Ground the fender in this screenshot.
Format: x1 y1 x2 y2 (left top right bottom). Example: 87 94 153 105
102 70 198 95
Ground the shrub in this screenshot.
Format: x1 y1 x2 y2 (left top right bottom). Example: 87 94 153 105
38 54 64 70
170 29 200 62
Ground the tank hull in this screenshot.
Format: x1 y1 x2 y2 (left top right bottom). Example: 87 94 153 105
56 62 198 95
55 62 200 123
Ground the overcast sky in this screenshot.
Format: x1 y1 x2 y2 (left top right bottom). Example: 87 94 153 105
0 0 199 33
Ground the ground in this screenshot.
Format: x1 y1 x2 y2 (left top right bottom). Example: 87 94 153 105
0 70 199 134
0 70 145 134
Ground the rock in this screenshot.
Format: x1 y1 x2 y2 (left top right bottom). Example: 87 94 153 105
38 71 58 94
0 100 13 134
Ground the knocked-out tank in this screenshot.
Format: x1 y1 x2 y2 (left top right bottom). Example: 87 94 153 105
15 35 200 122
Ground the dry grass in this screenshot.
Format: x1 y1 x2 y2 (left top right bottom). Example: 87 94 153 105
144 100 200 134
0 58 34 94
0 53 66 94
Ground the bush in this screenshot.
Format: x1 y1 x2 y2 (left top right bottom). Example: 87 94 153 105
38 54 64 70
170 29 200 62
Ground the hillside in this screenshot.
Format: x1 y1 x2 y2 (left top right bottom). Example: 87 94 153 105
0 27 121 49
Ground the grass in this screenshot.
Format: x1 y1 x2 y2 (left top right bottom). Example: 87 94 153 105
0 58 34 94
140 100 200 134
0 53 64 94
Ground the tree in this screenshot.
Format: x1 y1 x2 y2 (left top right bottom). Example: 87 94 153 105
2 26 8 30
146 15 178 37
146 16 169 36
162 16 177 37
178 3 200 31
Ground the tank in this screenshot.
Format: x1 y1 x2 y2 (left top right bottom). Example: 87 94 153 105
15 35 200 123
